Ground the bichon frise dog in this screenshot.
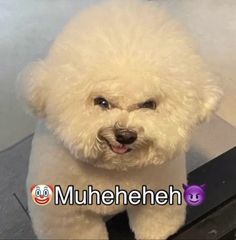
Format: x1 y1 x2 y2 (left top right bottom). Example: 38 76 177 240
18 0 222 239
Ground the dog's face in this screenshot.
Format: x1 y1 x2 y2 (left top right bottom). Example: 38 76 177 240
83 75 191 170
18 0 222 170
71 74 168 170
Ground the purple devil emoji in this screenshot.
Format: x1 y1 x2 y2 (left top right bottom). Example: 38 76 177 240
183 184 206 206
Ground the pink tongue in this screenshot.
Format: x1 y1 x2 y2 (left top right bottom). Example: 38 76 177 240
111 145 129 154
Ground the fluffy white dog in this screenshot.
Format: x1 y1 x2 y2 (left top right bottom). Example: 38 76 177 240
19 0 222 239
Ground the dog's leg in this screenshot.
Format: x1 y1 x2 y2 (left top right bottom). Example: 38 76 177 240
127 153 187 239
127 202 186 240
30 207 108 239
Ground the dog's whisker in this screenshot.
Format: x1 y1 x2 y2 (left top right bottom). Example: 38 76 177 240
96 136 104 144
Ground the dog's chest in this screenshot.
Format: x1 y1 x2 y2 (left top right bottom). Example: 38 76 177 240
74 162 164 192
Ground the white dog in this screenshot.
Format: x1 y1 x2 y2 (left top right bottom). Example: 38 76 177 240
19 0 222 239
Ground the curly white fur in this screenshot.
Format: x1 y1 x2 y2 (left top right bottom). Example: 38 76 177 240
18 0 222 239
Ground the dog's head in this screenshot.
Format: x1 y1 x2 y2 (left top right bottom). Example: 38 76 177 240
17 0 222 170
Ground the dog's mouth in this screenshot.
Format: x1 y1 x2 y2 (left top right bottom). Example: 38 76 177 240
109 144 131 154
97 132 133 154
101 138 132 154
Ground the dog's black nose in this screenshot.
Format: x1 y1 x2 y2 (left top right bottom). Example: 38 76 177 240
115 129 137 145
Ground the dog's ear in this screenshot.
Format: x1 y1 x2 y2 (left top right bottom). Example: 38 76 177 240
198 76 223 123
16 61 48 118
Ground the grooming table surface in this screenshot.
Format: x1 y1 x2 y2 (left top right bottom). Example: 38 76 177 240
0 115 235 239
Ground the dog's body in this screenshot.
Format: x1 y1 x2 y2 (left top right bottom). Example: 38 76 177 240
27 120 186 239
20 0 222 239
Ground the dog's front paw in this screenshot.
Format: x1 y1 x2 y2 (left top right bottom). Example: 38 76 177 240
134 220 185 240
128 204 186 240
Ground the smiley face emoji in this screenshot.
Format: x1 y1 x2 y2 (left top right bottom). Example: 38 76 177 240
183 184 206 206
31 184 53 206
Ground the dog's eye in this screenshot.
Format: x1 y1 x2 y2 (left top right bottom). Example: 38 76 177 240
139 100 156 110
94 97 110 109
